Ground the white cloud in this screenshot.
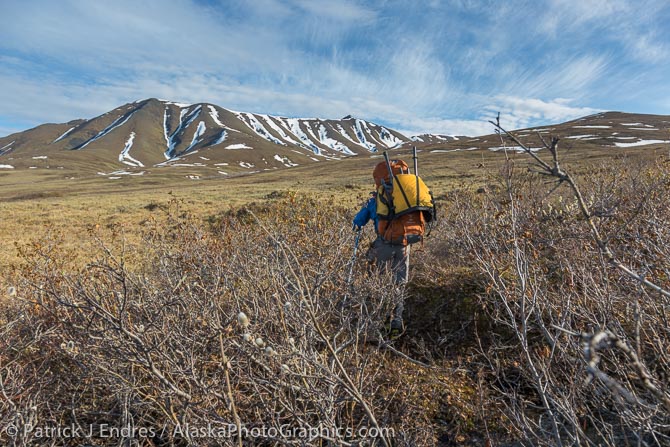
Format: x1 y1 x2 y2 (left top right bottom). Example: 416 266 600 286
0 0 668 139
541 0 630 35
540 0 670 63
483 96 600 131
397 117 492 138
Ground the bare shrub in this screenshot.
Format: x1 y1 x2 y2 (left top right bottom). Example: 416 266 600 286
3 145 669 446
455 121 670 446
2 197 442 446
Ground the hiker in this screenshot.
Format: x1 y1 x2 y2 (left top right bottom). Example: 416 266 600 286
352 151 436 337
353 190 409 335
353 192 410 286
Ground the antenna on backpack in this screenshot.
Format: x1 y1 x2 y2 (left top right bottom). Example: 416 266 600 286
412 146 418 176
412 146 420 205
383 151 394 184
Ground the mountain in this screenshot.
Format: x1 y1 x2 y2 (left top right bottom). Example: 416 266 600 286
0 98 411 178
416 111 670 154
1 102 668 181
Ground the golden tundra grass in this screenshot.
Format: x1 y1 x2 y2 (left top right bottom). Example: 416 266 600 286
0 144 661 291
0 148 501 268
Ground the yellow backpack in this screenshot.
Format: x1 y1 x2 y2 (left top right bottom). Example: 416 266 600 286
375 151 436 245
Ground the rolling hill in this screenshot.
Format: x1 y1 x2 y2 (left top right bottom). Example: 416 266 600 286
0 100 669 183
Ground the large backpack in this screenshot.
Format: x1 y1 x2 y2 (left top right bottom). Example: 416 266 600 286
374 150 436 246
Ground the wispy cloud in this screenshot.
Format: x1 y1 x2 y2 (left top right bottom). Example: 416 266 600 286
483 96 600 131
0 0 669 138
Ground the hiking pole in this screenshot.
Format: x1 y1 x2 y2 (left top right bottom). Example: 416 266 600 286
347 228 361 285
412 145 420 204
343 228 362 305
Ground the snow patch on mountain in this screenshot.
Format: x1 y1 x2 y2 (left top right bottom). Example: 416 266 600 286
260 115 303 146
621 123 655 127
573 125 611 129
378 127 404 147
119 132 144 167
183 121 206 153
208 105 225 127
77 110 137 149
614 139 670 147
359 120 385 147
237 113 286 146
52 127 76 143
354 119 378 152
226 143 251 150
566 134 597 139
336 124 369 150
283 118 322 155
490 146 542 153
213 130 227 146
274 154 298 167
163 109 170 146
97 169 146 176
162 100 191 108
165 105 202 158
0 164 14 169
0 141 15 155
317 124 354 154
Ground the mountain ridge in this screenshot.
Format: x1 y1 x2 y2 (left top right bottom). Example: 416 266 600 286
0 98 435 177
1 101 669 180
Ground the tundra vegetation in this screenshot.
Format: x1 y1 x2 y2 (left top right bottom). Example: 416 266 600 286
1 137 669 446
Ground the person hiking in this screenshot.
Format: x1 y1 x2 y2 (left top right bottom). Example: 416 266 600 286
352 151 436 338
353 191 409 336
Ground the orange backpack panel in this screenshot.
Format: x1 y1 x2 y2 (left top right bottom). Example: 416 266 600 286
373 159 409 187
378 211 426 246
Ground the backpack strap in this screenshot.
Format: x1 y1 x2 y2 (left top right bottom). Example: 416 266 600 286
379 180 395 218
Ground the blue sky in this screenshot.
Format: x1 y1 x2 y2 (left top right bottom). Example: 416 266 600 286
1 0 669 137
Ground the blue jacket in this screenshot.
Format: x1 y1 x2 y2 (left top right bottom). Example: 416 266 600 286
353 195 378 233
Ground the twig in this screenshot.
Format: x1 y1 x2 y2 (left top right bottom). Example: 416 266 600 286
489 118 670 299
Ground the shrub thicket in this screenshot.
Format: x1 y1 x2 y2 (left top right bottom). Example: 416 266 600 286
1 153 669 446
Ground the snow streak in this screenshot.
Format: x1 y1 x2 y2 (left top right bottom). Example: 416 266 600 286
183 121 206 153
236 113 286 146
317 124 354 154
226 143 252 150
283 118 322 155
165 105 202 158
354 119 378 152
378 127 403 148
213 130 227 146
208 105 225 127
119 132 144 167
274 154 298 167
52 126 76 143
76 110 137 149
259 115 303 146
614 139 670 147
0 140 15 155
